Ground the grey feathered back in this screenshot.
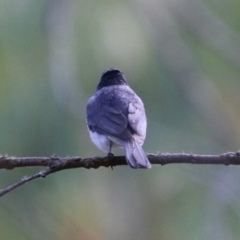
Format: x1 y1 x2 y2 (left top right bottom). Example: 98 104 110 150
86 69 151 169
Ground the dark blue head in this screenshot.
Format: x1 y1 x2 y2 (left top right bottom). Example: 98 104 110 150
97 68 127 90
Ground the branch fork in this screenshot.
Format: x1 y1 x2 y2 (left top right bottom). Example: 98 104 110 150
1 152 240 197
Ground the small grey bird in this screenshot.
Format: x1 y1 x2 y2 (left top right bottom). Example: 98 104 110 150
86 68 151 169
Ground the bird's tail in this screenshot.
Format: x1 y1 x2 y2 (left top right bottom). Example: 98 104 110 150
124 140 151 169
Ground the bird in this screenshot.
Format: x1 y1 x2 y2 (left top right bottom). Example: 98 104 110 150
86 68 151 169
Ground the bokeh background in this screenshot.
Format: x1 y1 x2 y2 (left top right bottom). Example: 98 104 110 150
1 0 240 239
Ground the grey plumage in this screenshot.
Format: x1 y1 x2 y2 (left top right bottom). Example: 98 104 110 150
124 140 151 169
86 68 151 169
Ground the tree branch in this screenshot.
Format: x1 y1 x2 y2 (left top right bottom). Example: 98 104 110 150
0 152 240 197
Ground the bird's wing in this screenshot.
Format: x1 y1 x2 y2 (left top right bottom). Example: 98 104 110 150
86 97 130 140
127 98 147 144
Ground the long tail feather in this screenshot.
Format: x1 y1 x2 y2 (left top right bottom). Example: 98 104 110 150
124 140 151 169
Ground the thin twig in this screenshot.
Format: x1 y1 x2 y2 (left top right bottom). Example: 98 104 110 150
1 152 240 197
0 169 51 197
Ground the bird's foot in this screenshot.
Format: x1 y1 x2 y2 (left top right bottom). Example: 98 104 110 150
107 152 114 170
107 152 114 158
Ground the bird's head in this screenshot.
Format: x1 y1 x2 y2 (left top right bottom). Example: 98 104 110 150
97 68 127 90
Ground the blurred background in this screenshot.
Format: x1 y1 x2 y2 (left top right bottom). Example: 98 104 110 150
0 0 240 239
